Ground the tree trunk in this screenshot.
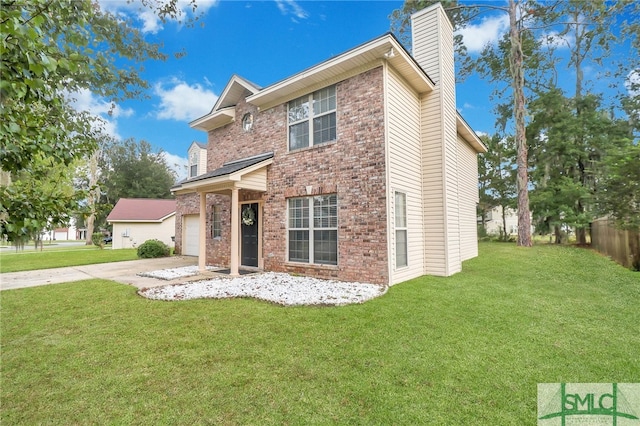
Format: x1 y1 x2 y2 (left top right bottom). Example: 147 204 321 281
85 151 99 245
509 0 532 247
554 224 562 244
501 204 508 241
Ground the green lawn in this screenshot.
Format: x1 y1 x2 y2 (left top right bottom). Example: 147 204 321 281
0 247 138 273
1 243 638 424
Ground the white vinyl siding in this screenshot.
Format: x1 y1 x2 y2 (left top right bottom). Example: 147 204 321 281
414 5 461 276
457 134 479 261
386 66 425 285
111 217 175 250
187 144 207 179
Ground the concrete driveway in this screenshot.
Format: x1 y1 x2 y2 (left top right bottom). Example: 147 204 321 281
0 256 198 291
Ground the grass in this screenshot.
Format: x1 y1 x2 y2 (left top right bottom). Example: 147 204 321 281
1 243 638 424
0 246 138 273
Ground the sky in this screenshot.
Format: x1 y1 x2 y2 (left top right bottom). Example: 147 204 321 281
87 0 635 180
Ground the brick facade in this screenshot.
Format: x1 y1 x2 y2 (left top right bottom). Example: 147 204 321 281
175 67 389 285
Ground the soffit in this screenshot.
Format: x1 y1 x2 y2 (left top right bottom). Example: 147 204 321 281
247 34 434 111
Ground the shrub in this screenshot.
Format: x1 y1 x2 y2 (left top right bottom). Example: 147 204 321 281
137 239 170 258
91 232 104 249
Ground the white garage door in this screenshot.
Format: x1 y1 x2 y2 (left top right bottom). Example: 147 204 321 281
183 215 200 256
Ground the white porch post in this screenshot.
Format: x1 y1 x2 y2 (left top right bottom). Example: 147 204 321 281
230 187 240 277
198 191 207 272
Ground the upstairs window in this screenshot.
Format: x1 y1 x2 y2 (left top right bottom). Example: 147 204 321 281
189 151 198 178
288 85 336 151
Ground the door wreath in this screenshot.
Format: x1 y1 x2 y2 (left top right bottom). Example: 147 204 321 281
242 206 255 226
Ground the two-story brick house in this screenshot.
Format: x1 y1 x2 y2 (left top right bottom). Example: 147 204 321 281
171 4 487 286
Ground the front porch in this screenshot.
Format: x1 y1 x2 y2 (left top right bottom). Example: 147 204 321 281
171 152 274 277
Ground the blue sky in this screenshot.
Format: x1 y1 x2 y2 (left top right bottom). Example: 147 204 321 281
88 1 635 180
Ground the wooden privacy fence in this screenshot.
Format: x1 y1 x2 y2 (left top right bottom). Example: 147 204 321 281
591 218 640 270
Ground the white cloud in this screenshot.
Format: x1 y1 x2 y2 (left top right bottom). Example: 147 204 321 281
162 151 189 182
66 88 134 139
539 30 576 50
457 14 509 54
275 0 309 21
98 0 218 34
154 78 218 122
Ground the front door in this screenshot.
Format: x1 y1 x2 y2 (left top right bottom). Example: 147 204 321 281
241 203 259 267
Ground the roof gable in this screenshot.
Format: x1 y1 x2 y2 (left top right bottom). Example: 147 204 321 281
190 75 261 131
106 198 176 222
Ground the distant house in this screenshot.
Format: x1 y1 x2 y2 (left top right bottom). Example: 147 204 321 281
171 4 487 285
106 198 176 249
482 206 519 236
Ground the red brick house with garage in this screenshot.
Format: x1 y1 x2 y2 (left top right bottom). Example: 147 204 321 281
171 4 487 286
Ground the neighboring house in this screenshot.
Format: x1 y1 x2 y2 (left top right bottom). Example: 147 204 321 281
482 206 519 236
172 4 487 286
106 198 176 249
188 141 208 179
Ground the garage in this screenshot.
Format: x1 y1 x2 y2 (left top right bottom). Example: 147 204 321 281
183 215 200 256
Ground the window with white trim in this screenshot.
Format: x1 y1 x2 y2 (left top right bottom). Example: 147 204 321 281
211 205 221 238
395 191 408 268
288 194 337 265
288 85 336 151
189 151 198 178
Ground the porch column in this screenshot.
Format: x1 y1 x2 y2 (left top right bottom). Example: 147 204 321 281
230 187 240 277
198 191 207 272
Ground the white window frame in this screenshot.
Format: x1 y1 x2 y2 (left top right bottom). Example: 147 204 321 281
395 191 408 269
211 205 221 239
189 151 198 178
287 194 338 265
287 85 337 151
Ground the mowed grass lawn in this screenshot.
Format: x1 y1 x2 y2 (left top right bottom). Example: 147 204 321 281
0 246 138 273
1 243 638 424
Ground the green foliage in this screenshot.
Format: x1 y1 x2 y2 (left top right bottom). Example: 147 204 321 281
100 139 177 206
477 134 517 230
597 144 640 231
0 0 179 249
527 89 633 237
0 156 81 245
91 232 104 249
137 239 170 258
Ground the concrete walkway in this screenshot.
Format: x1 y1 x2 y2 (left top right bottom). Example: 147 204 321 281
0 256 199 291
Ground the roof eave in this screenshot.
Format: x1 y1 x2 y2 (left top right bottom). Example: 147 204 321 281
457 113 487 153
247 34 434 110
190 106 235 132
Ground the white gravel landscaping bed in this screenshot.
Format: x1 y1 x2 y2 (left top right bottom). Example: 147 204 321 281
138 265 217 280
138 271 387 306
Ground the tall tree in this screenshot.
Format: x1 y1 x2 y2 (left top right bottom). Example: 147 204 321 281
478 134 517 240
597 143 640 232
0 0 194 244
391 0 556 247
527 89 632 242
543 0 640 243
100 139 177 207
